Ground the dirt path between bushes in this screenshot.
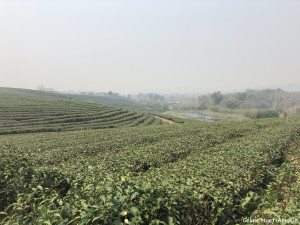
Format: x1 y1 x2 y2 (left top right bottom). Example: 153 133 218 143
154 115 176 124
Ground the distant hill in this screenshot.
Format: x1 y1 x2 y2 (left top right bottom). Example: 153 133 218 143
63 93 159 112
0 88 163 135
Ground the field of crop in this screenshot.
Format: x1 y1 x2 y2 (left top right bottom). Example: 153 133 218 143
1 116 299 224
64 94 160 113
0 88 163 135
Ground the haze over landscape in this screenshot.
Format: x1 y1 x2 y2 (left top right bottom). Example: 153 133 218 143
1 2 300 224
1 0 300 94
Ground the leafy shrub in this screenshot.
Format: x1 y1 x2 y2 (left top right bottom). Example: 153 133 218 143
244 110 280 119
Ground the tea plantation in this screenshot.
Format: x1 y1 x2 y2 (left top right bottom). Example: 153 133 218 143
0 88 162 135
0 113 299 224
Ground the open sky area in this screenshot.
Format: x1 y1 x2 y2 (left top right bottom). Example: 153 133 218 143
1 0 299 94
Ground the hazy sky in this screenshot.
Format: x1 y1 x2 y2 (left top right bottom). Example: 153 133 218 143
1 0 300 94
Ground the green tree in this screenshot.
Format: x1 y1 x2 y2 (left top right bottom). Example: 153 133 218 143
226 99 239 109
197 95 209 110
211 91 223 105
237 92 247 101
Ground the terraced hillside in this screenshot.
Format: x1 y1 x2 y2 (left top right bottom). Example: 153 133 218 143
64 94 157 112
0 88 162 135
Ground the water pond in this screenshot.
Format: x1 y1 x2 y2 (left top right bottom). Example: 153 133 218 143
178 112 227 122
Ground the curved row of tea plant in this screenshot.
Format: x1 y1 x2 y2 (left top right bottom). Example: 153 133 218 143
0 88 163 135
1 117 299 224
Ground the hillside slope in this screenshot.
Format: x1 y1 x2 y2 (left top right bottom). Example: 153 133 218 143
63 93 156 112
0 88 162 135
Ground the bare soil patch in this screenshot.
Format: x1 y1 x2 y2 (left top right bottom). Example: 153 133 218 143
154 115 176 124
